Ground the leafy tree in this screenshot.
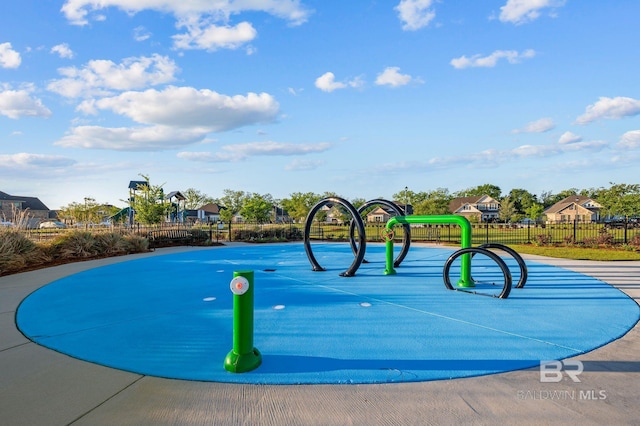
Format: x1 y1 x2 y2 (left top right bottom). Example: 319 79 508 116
350 197 366 210
393 187 417 206
454 184 502 200
130 175 172 225
183 188 214 209
596 183 640 217
281 192 323 222
499 196 517 222
507 188 537 214
413 188 452 215
58 198 117 224
240 193 274 223
525 203 545 223
540 189 578 208
219 189 246 223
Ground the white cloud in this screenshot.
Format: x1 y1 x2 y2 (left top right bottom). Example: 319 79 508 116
285 159 324 171
51 43 74 59
133 26 151 42
374 138 609 173
559 140 608 152
315 72 346 92
80 86 279 131
0 153 76 169
178 141 331 162
315 72 363 92
617 130 640 150
47 54 179 98
57 87 280 151
450 49 535 69
395 0 436 31
61 0 312 51
61 0 312 52
0 86 52 119
375 67 415 88
0 42 21 68
499 0 566 25
54 125 208 151
512 117 555 133
574 96 640 125
173 20 257 51
558 131 582 144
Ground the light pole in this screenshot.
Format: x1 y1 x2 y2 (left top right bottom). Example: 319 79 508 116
84 197 89 228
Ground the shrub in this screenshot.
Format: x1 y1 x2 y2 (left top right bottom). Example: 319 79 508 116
581 236 599 248
0 229 48 275
124 234 149 253
53 231 98 259
94 232 128 255
534 233 552 246
596 232 615 246
628 234 640 247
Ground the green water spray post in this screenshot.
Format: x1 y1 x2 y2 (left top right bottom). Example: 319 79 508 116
384 215 474 287
224 270 262 373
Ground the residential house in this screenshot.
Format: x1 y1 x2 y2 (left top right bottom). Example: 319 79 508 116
0 191 52 227
543 195 601 223
196 203 225 223
366 206 392 223
448 195 500 222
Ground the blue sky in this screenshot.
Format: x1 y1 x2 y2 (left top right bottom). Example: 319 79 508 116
1 1 639 209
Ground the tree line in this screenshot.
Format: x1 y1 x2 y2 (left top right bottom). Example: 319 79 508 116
58 176 640 225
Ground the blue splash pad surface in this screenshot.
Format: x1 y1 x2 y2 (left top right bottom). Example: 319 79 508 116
17 243 639 384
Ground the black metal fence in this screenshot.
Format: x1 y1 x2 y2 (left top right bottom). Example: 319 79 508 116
20 219 640 247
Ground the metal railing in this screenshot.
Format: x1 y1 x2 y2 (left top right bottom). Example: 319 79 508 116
17 219 640 246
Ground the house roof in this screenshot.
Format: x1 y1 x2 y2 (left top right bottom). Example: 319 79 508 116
366 207 391 216
166 191 186 201
0 191 50 211
448 195 500 214
198 203 224 214
543 195 601 214
128 180 148 190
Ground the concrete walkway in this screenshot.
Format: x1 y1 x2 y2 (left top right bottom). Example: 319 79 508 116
1 246 639 425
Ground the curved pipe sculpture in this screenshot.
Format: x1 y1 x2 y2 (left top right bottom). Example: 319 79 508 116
384 215 473 287
303 197 366 277
348 199 411 268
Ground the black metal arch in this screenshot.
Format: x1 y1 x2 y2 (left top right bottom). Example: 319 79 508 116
303 197 366 277
477 243 528 288
443 247 512 299
348 199 411 268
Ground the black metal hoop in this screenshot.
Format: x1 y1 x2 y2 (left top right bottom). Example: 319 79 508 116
348 199 411 267
303 197 366 277
443 247 512 299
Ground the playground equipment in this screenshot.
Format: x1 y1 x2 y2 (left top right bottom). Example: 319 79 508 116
303 196 366 277
476 243 528 289
303 197 527 298
348 199 411 268
224 270 262 373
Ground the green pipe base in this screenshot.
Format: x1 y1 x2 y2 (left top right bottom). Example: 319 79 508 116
457 279 475 288
224 348 262 373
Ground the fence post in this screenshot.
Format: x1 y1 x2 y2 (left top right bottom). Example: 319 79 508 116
485 220 489 244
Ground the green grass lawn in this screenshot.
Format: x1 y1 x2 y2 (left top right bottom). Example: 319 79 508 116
509 244 640 261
